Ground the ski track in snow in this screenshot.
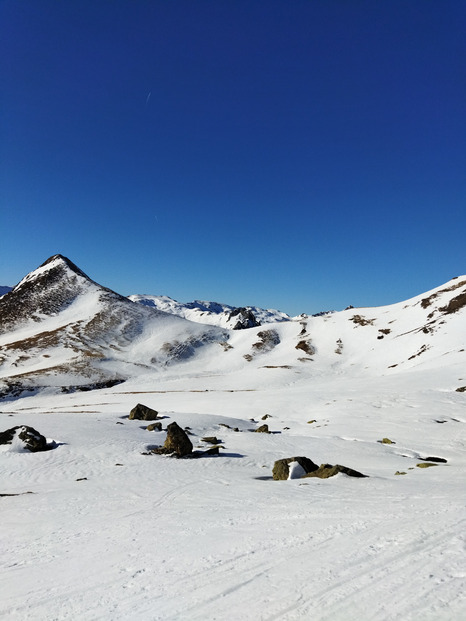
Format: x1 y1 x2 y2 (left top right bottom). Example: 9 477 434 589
1 369 466 621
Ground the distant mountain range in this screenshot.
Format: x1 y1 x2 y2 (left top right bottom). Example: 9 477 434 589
1 254 465 399
128 294 292 329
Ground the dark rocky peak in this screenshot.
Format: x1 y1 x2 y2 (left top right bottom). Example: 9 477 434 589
0 255 103 334
227 307 261 330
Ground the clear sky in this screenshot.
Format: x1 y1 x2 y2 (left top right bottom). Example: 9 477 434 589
1 0 465 315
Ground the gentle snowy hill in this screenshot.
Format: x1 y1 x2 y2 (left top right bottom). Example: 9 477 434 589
1 258 465 620
129 293 291 328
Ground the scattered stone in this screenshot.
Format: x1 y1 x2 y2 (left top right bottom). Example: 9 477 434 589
115 463 124 466
272 456 318 480
302 463 367 479
201 436 220 444
116 421 124 425
154 422 193 457
0 425 48 452
76 477 88 481
307 419 317 424
219 423 240 432
203 445 220 455
456 386 466 392
419 456 447 463
129 403 159 421
378 438 396 445
255 424 270 433
416 462 438 468
261 414 271 420
147 422 162 432
395 471 407 475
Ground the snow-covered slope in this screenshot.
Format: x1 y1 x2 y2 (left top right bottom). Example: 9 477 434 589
1 259 466 620
0 255 227 397
129 293 291 329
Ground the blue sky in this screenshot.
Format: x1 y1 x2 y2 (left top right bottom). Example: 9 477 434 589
1 0 465 315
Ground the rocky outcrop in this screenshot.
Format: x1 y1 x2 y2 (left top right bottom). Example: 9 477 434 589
129 403 159 421
227 307 261 330
0 425 48 452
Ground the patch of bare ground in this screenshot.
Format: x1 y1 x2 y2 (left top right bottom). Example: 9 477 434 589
408 344 429 360
377 329 391 339
350 314 375 326
420 280 466 308
252 330 280 351
440 290 466 314
295 340 315 355
1 326 71 353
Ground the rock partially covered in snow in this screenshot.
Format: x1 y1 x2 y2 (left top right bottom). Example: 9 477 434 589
302 463 367 479
227 307 261 330
129 403 159 421
0 426 48 452
272 456 318 480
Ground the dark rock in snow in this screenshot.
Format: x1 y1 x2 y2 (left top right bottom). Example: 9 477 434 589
302 463 367 479
255 424 270 434
227 307 261 330
129 403 159 421
0 425 48 452
201 436 220 444
155 422 193 457
147 422 162 432
272 456 318 480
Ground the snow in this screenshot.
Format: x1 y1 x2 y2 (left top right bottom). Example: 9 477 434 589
128 294 291 328
1 273 466 620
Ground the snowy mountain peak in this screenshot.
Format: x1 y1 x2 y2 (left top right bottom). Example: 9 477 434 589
0 254 127 337
14 254 91 292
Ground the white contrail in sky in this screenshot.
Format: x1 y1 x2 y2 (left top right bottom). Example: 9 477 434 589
146 92 151 105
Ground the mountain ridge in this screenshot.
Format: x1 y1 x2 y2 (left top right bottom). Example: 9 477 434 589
1 255 465 399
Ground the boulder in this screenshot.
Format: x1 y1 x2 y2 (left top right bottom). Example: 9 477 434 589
129 403 159 421
302 463 367 479
201 436 220 444
160 422 193 457
255 424 270 433
147 422 162 432
272 456 318 480
0 425 48 452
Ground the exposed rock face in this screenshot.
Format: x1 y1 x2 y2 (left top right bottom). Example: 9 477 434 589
302 463 367 479
159 422 193 457
227 307 261 330
0 426 48 452
272 456 318 480
129 403 159 421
